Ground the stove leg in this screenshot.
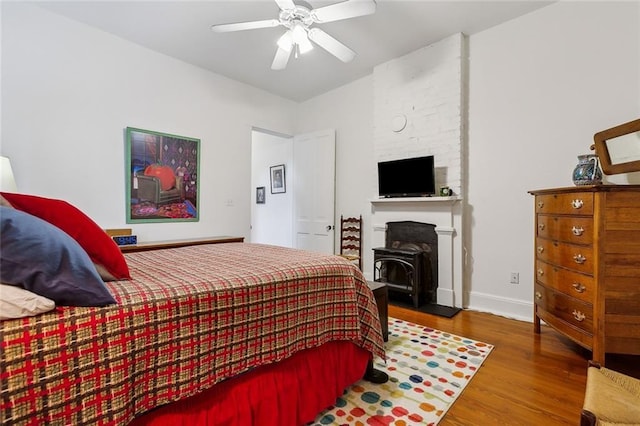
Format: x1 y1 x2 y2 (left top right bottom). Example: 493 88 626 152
363 359 389 384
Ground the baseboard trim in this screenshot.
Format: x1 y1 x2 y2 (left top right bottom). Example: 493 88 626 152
465 291 533 322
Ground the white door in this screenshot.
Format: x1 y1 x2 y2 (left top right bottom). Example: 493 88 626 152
292 129 336 254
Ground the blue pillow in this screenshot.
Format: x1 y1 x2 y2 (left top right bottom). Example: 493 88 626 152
0 206 116 306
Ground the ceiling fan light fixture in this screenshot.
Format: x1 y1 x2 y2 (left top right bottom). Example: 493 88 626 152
278 23 313 56
291 22 306 43
297 35 314 54
277 30 294 52
212 0 377 69
291 22 313 54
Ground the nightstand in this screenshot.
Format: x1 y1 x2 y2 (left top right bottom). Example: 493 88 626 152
119 236 244 253
367 281 388 341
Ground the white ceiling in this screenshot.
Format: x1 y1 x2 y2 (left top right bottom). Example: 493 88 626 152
34 0 553 102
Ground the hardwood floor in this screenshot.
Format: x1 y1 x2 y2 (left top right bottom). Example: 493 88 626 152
388 305 640 426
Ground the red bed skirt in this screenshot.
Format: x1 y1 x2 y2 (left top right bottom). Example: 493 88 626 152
129 341 370 426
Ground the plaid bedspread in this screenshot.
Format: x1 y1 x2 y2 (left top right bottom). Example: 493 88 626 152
1 243 384 425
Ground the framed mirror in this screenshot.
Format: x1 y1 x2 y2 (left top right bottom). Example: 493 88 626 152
593 118 640 175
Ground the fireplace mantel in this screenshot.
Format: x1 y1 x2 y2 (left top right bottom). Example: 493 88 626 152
368 196 463 308
370 196 462 205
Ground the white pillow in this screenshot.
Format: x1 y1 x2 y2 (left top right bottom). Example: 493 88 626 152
0 283 55 320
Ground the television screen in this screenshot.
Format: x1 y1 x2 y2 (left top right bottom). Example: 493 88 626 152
377 155 435 198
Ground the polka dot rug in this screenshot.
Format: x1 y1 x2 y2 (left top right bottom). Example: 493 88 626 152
311 317 494 425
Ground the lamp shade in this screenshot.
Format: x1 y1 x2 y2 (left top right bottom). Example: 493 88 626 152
0 156 18 192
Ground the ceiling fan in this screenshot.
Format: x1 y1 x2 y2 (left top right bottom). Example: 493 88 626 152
211 0 376 70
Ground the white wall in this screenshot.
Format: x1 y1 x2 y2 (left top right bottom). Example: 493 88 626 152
0 3 296 243
295 75 375 267
250 129 293 247
466 1 640 319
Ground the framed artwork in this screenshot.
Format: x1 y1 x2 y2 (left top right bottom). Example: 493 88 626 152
270 164 286 194
125 127 200 223
256 186 266 204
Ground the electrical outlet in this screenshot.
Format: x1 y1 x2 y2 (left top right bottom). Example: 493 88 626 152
510 272 519 284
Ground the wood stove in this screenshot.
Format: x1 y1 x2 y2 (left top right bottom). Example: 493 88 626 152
373 221 437 308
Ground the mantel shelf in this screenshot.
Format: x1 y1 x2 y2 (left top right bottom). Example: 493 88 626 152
370 196 462 205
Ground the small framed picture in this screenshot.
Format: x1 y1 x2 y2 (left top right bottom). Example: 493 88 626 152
270 164 286 194
256 186 266 204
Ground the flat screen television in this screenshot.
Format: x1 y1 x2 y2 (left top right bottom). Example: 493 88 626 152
377 155 436 198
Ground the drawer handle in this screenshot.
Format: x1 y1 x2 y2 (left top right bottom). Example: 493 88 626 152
537 201 544 209
571 199 584 209
537 246 544 254
537 269 544 276
538 223 545 231
572 310 586 322
571 226 584 236
572 282 586 293
573 254 587 264
535 292 542 300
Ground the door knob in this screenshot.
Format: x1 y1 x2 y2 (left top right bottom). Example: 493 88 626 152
326 225 333 231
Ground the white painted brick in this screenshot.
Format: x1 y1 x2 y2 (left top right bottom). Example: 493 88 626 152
372 33 465 195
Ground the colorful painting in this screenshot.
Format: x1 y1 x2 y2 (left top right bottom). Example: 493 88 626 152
125 127 200 223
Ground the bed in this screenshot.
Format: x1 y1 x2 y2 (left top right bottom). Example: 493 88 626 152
0 240 385 425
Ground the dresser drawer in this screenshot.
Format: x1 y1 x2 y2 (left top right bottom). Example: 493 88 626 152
535 238 594 274
535 260 594 304
536 215 593 245
535 306 593 350
535 283 593 333
535 193 594 215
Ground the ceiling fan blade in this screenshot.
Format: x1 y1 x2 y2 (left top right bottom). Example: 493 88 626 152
274 0 296 10
271 46 292 70
307 28 356 63
312 0 376 24
211 19 280 33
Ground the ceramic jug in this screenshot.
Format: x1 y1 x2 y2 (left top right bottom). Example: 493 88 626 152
572 154 602 186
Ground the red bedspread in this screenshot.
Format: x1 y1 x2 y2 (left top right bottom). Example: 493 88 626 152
0 243 385 425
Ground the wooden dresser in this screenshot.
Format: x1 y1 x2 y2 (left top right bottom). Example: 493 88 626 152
529 185 640 365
